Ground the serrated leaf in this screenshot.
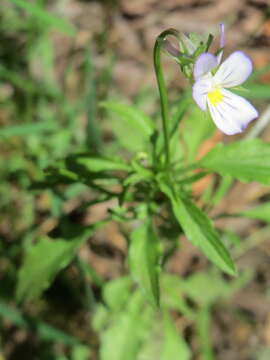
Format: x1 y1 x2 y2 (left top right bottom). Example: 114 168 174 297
160 182 236 276
16 228 94 302
200 139 270 184
129 221 161 307
240 202 270 223
101 102 153 152
161 313 191 360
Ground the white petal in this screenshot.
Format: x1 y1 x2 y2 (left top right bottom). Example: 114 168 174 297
214 51 253 88
192 76 213 111
193 53 218 80
207 88 258 135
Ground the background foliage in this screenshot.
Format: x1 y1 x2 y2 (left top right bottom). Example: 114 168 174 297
0 1 270 359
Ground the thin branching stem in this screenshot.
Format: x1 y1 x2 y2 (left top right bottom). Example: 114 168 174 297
153 28 180 169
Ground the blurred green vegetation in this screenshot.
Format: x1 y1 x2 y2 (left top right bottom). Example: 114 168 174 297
1 1 270 360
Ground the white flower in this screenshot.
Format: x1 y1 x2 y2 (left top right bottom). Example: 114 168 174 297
192 51 258 135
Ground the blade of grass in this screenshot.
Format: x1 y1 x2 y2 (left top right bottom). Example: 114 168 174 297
84 48 101 150
10 0 76 36
0 121 57 138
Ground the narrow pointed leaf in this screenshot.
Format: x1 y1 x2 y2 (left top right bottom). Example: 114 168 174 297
161 313 191 360
160 182 236 276
129 221 161 307
70 155 131 172
240 202 270 223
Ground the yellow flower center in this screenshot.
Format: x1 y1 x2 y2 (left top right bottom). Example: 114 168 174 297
208 88 224 106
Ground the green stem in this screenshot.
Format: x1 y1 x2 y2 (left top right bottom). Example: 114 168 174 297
153 28 180 169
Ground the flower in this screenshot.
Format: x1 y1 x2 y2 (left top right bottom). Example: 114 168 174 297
192 26 258 135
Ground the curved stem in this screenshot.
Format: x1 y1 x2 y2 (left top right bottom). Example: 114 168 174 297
153 29 180 169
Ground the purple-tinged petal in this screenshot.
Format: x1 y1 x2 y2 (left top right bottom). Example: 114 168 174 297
192 76 213 111
207 88 258 135
219 23 225 48
214 51 253 88
193 53 218 80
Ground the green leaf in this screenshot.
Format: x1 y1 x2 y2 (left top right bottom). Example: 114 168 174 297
183 107 215 162
196 307 214 360
250 63 270 81
124 172 151 186
99 291 150 360
70 155 131 173
71 345 91 360
160 182 236 276
32 167 79 189
0 121 57 138
129 221 161 307
161 275 194 319
234 84 270 99
179 271 229 306
103 277 133 312
123 159 153 186
92 304 110 332
240 202 270 223
101 102 153 152
210 175 232 206
180 269 253 306
200 139 270 185
161 313 191 360
16 228 95 302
